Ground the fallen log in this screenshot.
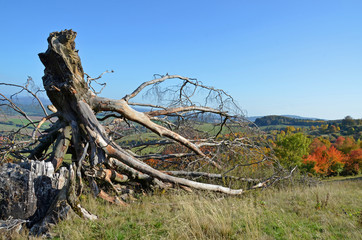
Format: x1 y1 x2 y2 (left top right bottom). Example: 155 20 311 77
0 29 291 236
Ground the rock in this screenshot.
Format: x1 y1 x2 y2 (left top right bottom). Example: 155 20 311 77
0 160 69 236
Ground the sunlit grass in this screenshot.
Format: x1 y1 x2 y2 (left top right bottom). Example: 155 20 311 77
33 180 362 240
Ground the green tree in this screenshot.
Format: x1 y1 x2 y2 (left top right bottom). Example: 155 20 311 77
285 126 296 133
274 132 312 169
342 116 355 126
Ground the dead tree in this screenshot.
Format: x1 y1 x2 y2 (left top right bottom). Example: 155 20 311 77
0 30 291 230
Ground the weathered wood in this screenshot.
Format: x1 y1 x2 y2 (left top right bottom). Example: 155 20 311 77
0 161 69 235
50 125 72 170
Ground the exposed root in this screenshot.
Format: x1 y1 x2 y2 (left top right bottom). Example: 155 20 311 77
67 164 97 220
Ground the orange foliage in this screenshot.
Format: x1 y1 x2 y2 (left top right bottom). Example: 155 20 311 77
334 136 345 147
343 149 362 175
303 146 345 176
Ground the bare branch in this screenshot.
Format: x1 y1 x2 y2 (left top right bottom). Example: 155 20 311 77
146 106 229 117
0 79 48 117
32 113 58 139
124 75 192 102
0 93 37 128
85 70 113 95
165 171 260 182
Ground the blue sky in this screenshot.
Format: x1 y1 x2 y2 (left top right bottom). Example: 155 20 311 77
1 0 361 120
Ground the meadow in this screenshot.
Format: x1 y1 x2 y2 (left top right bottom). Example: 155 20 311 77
7 177 361 240
1 113 361 240
0 116 51 134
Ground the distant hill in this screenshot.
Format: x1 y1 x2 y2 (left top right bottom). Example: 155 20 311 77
254 115 326 127
0 95 51 116
280 115 325 121
246 116 261 122
248 115 324 123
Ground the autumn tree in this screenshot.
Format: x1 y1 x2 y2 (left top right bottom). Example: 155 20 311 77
342 149 362 175
303 145 345 176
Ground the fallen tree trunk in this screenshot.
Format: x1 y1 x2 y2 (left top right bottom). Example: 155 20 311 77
36 29 246 195
0 29 291 236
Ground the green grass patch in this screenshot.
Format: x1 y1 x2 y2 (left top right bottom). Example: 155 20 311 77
36 180 362 240
323 174 362 182
0 116 51 133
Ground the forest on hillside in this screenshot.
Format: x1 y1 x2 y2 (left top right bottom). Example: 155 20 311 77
257 115 362 177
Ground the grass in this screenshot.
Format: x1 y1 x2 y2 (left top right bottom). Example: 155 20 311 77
0 116 51 133
322 173 362 182
195 122 248 136
8 179 360 240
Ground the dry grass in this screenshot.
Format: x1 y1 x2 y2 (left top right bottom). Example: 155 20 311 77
7 180 362 240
